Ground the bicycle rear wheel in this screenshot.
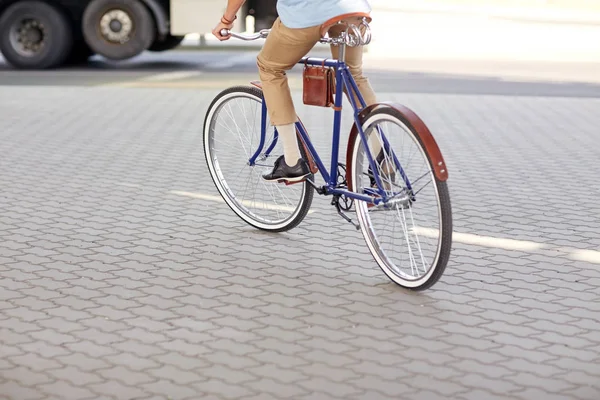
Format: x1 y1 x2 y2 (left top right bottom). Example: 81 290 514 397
203 85 314 232
347 105 452 290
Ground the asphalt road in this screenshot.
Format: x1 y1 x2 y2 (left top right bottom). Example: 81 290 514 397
2 71 600 400
1 49 600 98
2 46 600 400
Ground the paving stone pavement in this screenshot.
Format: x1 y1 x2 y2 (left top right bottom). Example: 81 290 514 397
1 85 599 400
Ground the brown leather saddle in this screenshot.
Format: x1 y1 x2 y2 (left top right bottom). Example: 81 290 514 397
320 12 372 39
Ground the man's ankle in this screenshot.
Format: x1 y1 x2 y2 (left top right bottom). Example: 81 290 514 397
283 155 301 166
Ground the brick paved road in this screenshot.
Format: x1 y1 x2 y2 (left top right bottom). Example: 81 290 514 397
1 85 599 400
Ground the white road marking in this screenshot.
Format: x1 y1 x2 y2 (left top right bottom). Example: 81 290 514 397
113 182 599 264
413 227 600 264
451 231 544 252
569 249 600 264
139 71 203 82
115 182 142 188
170 190 314 214
414 227 543 251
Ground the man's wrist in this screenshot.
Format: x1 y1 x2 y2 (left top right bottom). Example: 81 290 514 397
221 14 237 24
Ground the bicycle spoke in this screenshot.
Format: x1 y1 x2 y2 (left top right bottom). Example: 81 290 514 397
205 88 312 231
350 107 451 289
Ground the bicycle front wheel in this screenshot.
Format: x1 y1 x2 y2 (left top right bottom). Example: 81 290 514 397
203 85 314 232
347 106 452 290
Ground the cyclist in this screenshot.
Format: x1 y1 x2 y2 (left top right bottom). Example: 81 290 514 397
213 0 377 183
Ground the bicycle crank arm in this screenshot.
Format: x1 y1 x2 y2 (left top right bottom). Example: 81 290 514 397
332 196 360 230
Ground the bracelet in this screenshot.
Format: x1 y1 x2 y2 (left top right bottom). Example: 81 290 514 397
221 14 237 25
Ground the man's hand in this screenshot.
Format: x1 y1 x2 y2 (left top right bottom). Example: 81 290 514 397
212 21 233 41
213 0 245 40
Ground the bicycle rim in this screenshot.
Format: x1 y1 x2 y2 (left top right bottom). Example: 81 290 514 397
203 86 313 232
349 108 452 290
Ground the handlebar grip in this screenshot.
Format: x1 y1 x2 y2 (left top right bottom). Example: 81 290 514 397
220 29 230 36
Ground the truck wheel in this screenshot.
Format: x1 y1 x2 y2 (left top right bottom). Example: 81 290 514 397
82 0 155 61
0 1 73 69
148 34 184 52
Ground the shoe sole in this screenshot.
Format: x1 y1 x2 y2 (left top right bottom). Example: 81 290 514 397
262 173 310 184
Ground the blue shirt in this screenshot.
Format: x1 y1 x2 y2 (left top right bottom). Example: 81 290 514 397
277 0 372 29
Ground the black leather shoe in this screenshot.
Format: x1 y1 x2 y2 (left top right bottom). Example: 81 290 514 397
262 155 310 183
368 150 396 190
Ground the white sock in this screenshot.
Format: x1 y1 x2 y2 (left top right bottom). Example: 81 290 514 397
369 131 383 157
277 123 301 166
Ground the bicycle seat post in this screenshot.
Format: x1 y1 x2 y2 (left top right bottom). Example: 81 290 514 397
324 17 371 63
337 31 347 63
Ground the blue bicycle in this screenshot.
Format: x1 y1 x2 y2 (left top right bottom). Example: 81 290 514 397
203 14 452 290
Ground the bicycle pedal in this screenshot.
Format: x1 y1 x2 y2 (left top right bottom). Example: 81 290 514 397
279 178 306 186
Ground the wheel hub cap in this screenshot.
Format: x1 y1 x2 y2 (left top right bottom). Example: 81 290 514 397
11 18 46 56
25 28 41 43
109 20 122 32
100 9 133 43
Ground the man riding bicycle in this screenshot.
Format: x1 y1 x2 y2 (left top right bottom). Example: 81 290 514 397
213 0 377 183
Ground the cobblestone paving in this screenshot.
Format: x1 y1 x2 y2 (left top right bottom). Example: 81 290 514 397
1 85 599 400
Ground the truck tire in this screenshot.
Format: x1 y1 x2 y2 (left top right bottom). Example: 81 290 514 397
148 34 184 52
0 1 73 69
82 0 155 61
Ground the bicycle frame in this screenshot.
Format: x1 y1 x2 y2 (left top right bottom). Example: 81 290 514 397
248 56 411 206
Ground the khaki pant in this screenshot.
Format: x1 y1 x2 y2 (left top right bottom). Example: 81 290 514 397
257 17 377 126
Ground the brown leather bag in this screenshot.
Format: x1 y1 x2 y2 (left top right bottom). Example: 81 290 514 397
302 60 335 107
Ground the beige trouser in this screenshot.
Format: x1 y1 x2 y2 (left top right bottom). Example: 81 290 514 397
256 17 377 126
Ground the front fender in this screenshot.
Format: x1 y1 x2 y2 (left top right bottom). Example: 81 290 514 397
346 102 448 184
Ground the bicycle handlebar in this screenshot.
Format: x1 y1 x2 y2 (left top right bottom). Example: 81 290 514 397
220 28 329 43
220 29 270 41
